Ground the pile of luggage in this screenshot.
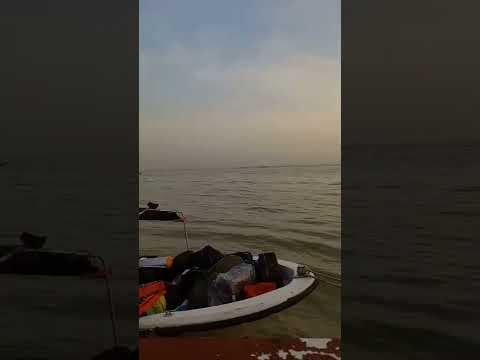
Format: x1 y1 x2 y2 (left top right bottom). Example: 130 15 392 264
139 246 284 317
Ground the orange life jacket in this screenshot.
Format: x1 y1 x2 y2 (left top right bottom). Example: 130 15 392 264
244 282 277 298
139 281 166 301
139 293 167 316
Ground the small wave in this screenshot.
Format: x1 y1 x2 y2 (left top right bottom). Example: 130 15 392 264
191 231 341 256
451 186 480 192
277 226 339 241
235 165 272 169
288 219 328 226
196 219 270 230
245 206 287 213
439 211 480 217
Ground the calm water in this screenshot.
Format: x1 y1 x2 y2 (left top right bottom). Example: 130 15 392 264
342 144 480 359
6 145 477 358
0 161 137 359
139 164 341 338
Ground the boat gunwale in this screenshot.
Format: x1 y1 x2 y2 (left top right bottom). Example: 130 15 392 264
139 258 318 334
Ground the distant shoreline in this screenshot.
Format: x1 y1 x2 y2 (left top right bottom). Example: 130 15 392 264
140 163 340 172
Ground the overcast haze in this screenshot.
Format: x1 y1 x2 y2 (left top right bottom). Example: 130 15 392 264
140 0 340 170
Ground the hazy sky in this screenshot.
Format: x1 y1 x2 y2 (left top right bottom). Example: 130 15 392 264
140 0 340 169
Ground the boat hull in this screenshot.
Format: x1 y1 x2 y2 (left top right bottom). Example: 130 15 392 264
139 258 318 335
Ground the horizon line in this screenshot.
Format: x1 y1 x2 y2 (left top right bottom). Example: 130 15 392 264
140 162 340 172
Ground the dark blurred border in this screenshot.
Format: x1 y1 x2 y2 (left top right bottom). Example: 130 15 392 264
343 1 480 359
0 1 138 359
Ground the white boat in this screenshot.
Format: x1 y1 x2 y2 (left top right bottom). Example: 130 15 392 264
139 206 319 335
139 256 318 334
